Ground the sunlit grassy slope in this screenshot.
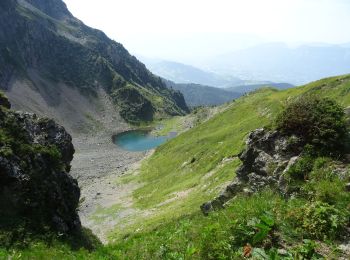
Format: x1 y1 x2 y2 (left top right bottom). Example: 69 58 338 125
113 74 350 235
1 74 350 258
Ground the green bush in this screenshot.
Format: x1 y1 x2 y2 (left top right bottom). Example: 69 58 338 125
276 95 348 156
295 201 347 240
305 179 347 205
302 158 347 203
287 156 314 181
285 156 350 203
293 239 322 259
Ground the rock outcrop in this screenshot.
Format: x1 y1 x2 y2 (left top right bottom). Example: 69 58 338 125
0 94 80 233
201 128 303 215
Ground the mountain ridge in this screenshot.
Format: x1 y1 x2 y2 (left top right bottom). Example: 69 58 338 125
0 0 189 129
163 79 240 107
139 58 243 88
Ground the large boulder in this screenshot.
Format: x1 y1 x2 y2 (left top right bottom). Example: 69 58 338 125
0 94 80 233
201 128 303 215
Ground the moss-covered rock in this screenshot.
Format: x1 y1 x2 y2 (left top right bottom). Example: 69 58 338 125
0 93 80 239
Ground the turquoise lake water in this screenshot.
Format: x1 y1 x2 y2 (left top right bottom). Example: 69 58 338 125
113 130 176 152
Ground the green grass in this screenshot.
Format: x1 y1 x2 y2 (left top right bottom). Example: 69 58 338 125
1 74 350 258
132 75 350 212
0 192 304 259
152 116 185 136
105 74 350 246
90 204 124 224
2 184 348 259
100 75 350 244
151 106 220 136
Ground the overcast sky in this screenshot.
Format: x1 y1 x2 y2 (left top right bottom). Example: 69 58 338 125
63 0 350 62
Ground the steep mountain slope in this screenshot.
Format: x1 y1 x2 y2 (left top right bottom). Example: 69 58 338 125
107 74 350 240
207 42 350 85
0 0 188 129
134 74 350 208
163 79 241 107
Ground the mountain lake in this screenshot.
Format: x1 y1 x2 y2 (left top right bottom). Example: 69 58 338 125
113 130 177 152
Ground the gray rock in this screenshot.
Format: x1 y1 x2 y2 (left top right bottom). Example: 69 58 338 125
345 106 350 116
339 243 350 256
277 249 289 256
201 128 303 214
0 103 80 233
200 202 214 216
201 180 244 215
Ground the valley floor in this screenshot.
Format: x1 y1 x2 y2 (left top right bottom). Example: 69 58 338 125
70 131 147 243
69 106 221 243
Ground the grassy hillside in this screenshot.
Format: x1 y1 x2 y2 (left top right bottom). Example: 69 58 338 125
1 75 350 258
130 74 350 210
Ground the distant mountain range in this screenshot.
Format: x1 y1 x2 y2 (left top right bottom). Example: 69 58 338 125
163 79 294 107
205 42 350 85
140 57 295 106
139 58 243 88
140 42 350 87
341 43 350 48
163 79 240 107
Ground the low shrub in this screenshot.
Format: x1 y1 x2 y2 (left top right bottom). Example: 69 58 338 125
293 201 347 240
287 156 314 181
276 95 349 156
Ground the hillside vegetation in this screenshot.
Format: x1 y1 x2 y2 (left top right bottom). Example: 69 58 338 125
1 75 350 258
0 0 188 127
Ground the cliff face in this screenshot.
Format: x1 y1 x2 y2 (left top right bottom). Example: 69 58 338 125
0 93 80 233
0 0 188 126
